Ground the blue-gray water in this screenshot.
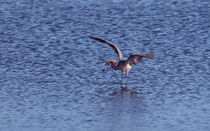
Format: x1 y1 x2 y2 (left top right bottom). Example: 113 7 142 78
0 0 210 131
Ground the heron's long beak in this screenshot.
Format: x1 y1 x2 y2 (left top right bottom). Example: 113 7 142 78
102 67 107 72
102 65 108 72
102 61 110 72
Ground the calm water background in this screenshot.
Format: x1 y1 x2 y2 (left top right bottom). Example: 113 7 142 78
0 0 210 131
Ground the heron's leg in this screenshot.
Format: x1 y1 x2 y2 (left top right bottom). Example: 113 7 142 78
125 70 129 87
120 71 124 85
125 76 128 87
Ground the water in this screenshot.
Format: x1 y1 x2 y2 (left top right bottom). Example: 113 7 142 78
0 0 210 130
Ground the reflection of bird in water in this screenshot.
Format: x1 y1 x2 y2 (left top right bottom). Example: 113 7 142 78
89 36 155 85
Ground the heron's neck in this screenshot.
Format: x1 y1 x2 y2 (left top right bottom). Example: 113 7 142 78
109 60 118 70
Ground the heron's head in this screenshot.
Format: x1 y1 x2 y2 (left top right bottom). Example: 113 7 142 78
102 60 117 72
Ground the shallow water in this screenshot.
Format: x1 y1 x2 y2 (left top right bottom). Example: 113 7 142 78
0 0 210 131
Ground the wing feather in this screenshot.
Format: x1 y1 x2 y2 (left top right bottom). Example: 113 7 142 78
89 36 124 60
127 53 155 65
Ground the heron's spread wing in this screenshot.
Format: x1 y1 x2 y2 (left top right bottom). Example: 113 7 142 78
89 36 124 60
127 53 155 65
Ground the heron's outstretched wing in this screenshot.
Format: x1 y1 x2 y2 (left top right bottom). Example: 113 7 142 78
89 36 124 60
127 53 155 65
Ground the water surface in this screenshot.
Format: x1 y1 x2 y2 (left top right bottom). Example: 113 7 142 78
0 0 210 131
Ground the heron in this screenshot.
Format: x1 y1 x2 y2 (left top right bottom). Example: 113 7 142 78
89 36 155 85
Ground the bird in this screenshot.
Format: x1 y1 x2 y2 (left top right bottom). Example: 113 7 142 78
89 36 155 85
